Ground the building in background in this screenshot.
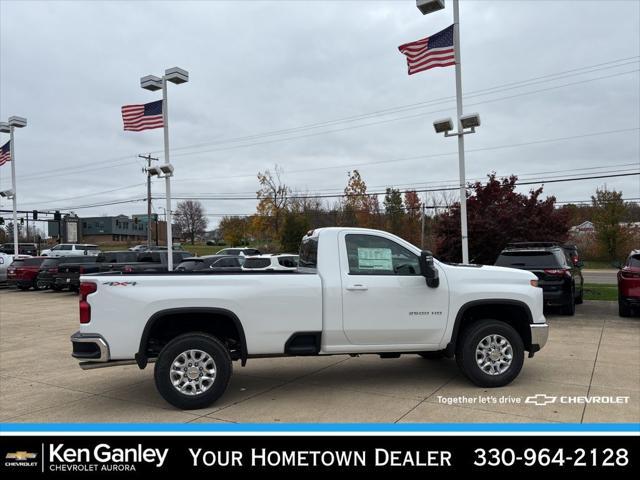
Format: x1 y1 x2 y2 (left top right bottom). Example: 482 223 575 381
48 213 171 245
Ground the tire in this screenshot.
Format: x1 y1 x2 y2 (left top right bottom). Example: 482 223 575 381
154 333 232 410
561 288 576 316
619 297 632 318
418 351 446 360
455 320 525 388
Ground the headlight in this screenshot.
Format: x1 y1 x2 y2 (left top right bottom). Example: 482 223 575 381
530 279 539 288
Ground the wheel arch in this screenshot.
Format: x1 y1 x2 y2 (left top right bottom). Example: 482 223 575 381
136 307 247 368
445 299 534 356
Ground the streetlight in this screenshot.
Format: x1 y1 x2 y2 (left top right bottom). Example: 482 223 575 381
140 67 189 271
418 0 478 264
0 116 27 257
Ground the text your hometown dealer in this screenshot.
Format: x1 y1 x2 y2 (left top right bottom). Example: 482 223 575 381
50 444 168 468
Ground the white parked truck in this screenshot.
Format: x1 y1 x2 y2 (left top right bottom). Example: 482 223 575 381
71 227 548 409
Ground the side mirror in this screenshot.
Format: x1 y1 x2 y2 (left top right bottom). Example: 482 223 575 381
419 250 439 288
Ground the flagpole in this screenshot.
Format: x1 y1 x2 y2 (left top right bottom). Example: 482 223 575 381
10 126 18 257
162 76 174 272
453 0 469 264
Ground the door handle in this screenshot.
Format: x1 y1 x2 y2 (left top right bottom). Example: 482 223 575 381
346 284 368 291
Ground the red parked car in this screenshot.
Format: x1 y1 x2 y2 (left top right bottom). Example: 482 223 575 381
618 250 640 317
6 256 47 290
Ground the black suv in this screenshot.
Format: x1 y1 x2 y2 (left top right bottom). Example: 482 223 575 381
495 242 584 315
0 243 38 256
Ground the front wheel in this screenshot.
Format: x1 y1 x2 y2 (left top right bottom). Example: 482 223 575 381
154 333 232 410
455 320 524 388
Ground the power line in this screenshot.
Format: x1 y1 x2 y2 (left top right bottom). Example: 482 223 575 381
11 57 639 184
153 57 640 154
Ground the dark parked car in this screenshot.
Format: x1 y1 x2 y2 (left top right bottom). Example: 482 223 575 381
215 247 261 257
175 255 244 272
0 243 38 256
495 243 583 315
6 256 47 290
52 256 100 291
618 250 640 317
35 257 88 290
120 251 193 272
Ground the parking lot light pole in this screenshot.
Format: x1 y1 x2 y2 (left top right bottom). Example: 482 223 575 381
140 67 188 271
0 116 27 257
418 0 478 264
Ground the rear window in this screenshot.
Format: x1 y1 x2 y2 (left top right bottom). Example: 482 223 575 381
299 238 318 269
495 251 563 268
176 260 203 271
278 256 298 268
100 252 138 263
10 259 25 267
243 258 271 269
72 256 99 264
24 258 45 267
628 254 640 268
40 259 61 268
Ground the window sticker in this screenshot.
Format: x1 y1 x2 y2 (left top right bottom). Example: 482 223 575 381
357 247 393 270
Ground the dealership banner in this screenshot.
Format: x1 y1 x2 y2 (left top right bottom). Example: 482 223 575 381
1 434 636 475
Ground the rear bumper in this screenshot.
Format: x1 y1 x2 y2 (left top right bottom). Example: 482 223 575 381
542 289 571 306
529 323 549 353
71 331 110 363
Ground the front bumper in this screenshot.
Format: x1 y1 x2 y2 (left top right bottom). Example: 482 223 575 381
529 323 549 354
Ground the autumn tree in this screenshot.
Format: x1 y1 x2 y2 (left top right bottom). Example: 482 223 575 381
219 216 250 246
342 170 379 228
174 200 208 245
403 190 423 247
279 212 310 253
591 187 628 261
383 188 404 236
252 165 290 242
434 174 569 264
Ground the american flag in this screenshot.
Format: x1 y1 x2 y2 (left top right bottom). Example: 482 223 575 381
0 141 10 166
121 100 164 132
398 24 455 75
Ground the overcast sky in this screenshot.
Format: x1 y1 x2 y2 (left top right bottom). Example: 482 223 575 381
1 0 639 231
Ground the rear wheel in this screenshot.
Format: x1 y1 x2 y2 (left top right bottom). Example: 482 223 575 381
561 287 576 316
154 333 232 410
619 297 632 318
455 320 524 388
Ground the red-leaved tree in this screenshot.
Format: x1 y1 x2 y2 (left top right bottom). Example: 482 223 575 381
434 174 570 264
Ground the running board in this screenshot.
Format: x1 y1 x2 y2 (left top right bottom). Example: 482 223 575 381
79 359 156 370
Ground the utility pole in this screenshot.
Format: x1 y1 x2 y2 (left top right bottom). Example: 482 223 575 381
139 154 159 249
420 203 426 250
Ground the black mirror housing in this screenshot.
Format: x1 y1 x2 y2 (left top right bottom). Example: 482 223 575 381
419 250 439 288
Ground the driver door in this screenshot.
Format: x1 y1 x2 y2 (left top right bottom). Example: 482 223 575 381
339 232 449 346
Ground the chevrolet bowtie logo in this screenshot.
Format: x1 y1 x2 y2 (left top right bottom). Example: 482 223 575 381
6 451 37 460
525 394 557 406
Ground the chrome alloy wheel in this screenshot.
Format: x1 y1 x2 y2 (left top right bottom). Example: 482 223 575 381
475 334 513 376
170 349 217 396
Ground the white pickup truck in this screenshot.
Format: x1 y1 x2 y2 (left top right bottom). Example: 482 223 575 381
71 227 548 410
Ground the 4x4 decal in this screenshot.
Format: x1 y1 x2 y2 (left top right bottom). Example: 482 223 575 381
102 281 137 286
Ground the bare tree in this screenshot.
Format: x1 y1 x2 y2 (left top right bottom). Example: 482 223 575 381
174 200 208 245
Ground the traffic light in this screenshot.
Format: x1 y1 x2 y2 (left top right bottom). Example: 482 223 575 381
134 217 139 225
54 210 61 221
32 210 38 220
20 217 24 225
0 217 4 225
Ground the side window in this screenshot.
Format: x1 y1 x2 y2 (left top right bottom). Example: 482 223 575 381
345 234 420 276
60 244 73 251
